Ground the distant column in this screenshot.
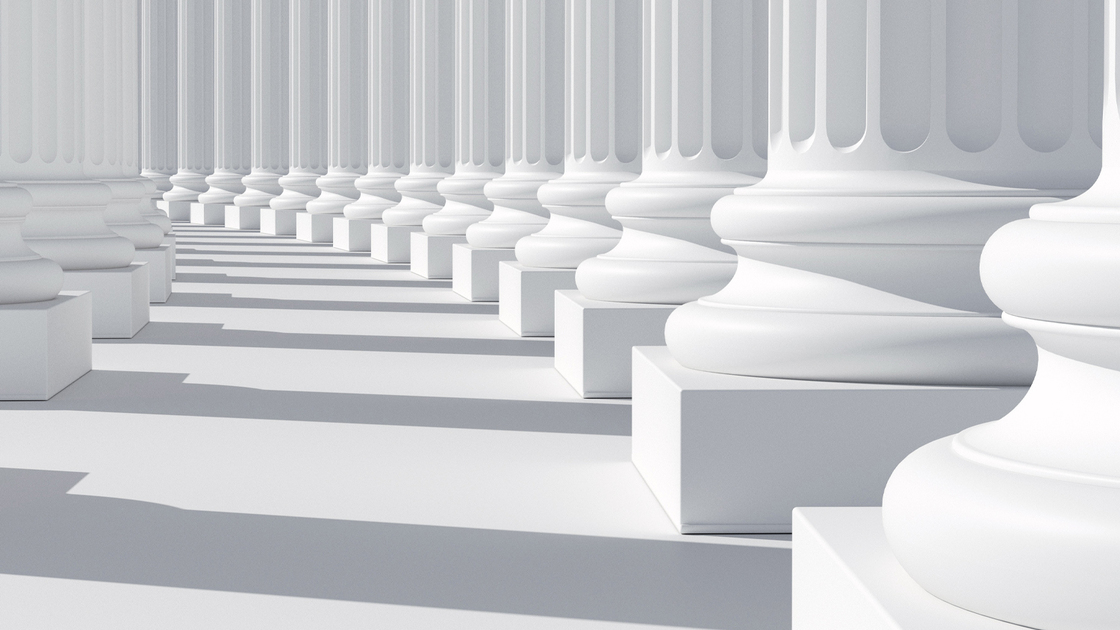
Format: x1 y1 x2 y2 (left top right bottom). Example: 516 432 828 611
163 0 214 221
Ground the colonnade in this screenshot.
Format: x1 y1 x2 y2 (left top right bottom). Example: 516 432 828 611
1 0 1116 627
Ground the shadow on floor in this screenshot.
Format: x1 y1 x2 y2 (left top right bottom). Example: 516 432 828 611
0 468 790 630
99 322 551 357
176 259 398 270
161 292 498 314
176 248 376 257
0 371 629 436
173 272 451 289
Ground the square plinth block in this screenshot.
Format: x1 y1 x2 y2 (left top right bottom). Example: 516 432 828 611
333 217 374 252
296 212 334 243
371 224 420 263
260 208 298 235
0 292 93 401
498 262 576 336
631 346 1027 534
793 508 1024 630
162 235 177 280
411 232 465 279
225 205 261 231
134 244 174 303
554 290 676 398
62 263 150 339
452 244 517 302
157 200 191 222
189 202 225 225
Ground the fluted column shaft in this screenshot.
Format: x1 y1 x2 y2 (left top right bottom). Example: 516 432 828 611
883 2 1119 628
575 0 767 305
421 0 505 236
140 0 177 198
198 0 251 205
345 0 409 220
305 0 368 215
515 0 641 269
666 0 1102 387
165 0 214 204
381 0 455 227
466 0 563 248
235 0 289 208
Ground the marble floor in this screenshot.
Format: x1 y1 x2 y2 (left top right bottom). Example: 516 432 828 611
0 225 791 630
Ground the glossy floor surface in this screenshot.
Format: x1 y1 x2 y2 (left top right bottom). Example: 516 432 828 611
0 225 790 630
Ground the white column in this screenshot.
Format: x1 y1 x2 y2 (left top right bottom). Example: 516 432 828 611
194 0 251 225
139 0 177 201
466 0 563 248
666 0 1101 386
574 0 766 305
270 0 328 220
882 2 1118 628
420 0 505 236
164 0 214 220
515 0 642 270
232 0 289 219
300 0 367 243
345 0 409 220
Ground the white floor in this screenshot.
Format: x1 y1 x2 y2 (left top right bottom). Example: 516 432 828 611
0 225 791 630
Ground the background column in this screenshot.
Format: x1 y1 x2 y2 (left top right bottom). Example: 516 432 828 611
162 0 214 221
411 0 504 279
138 0 176 234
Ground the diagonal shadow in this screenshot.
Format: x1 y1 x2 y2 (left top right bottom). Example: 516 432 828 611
161 292 498 314
97 322 551 357
175 260 397 270
173 272 451 289
0 371 629 436
0 468 790 629
177 248 377 258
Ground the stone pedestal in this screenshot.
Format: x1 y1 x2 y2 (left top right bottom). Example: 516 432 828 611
792 508 1022 630
190 202 226 226
0 292 93 401
451 244 517 302
632 346 1027 534
134 245 174 303
224 205 261 230
410 232 464 280
498 262 576 337
157 200 192 222
553 290 675 398
296 211 334 243
370 223 420 263
260 208 298 235
333 217 374 252
62 264 150 339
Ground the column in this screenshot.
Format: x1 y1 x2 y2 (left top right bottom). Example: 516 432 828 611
411 0 504 279
163 0 214 221
87 0 172 303
228 0 289 231
553 0 766 398
452 0 564 302
300 0 367 244
193 0 251 226
265 0 327 236
498 0 642 335
335 0 409 252
373 0 455 264
881 2 1118 628
634 0 1102 534
0 0 92 399
138 0 176 235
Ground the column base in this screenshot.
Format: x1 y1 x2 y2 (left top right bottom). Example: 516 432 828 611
134 244 174 303
792 507 1021 630
554 290 675 398
371 223 420 263
61 264 150 339
498 262 576 336
410 232 465 279
333 217 374 252
296 212 334 243
451 244 517 302
189 202 225 225
0 292 92 401
260 208 298 235
157 200 191 222
631 346 1026 533
225 205 261 230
